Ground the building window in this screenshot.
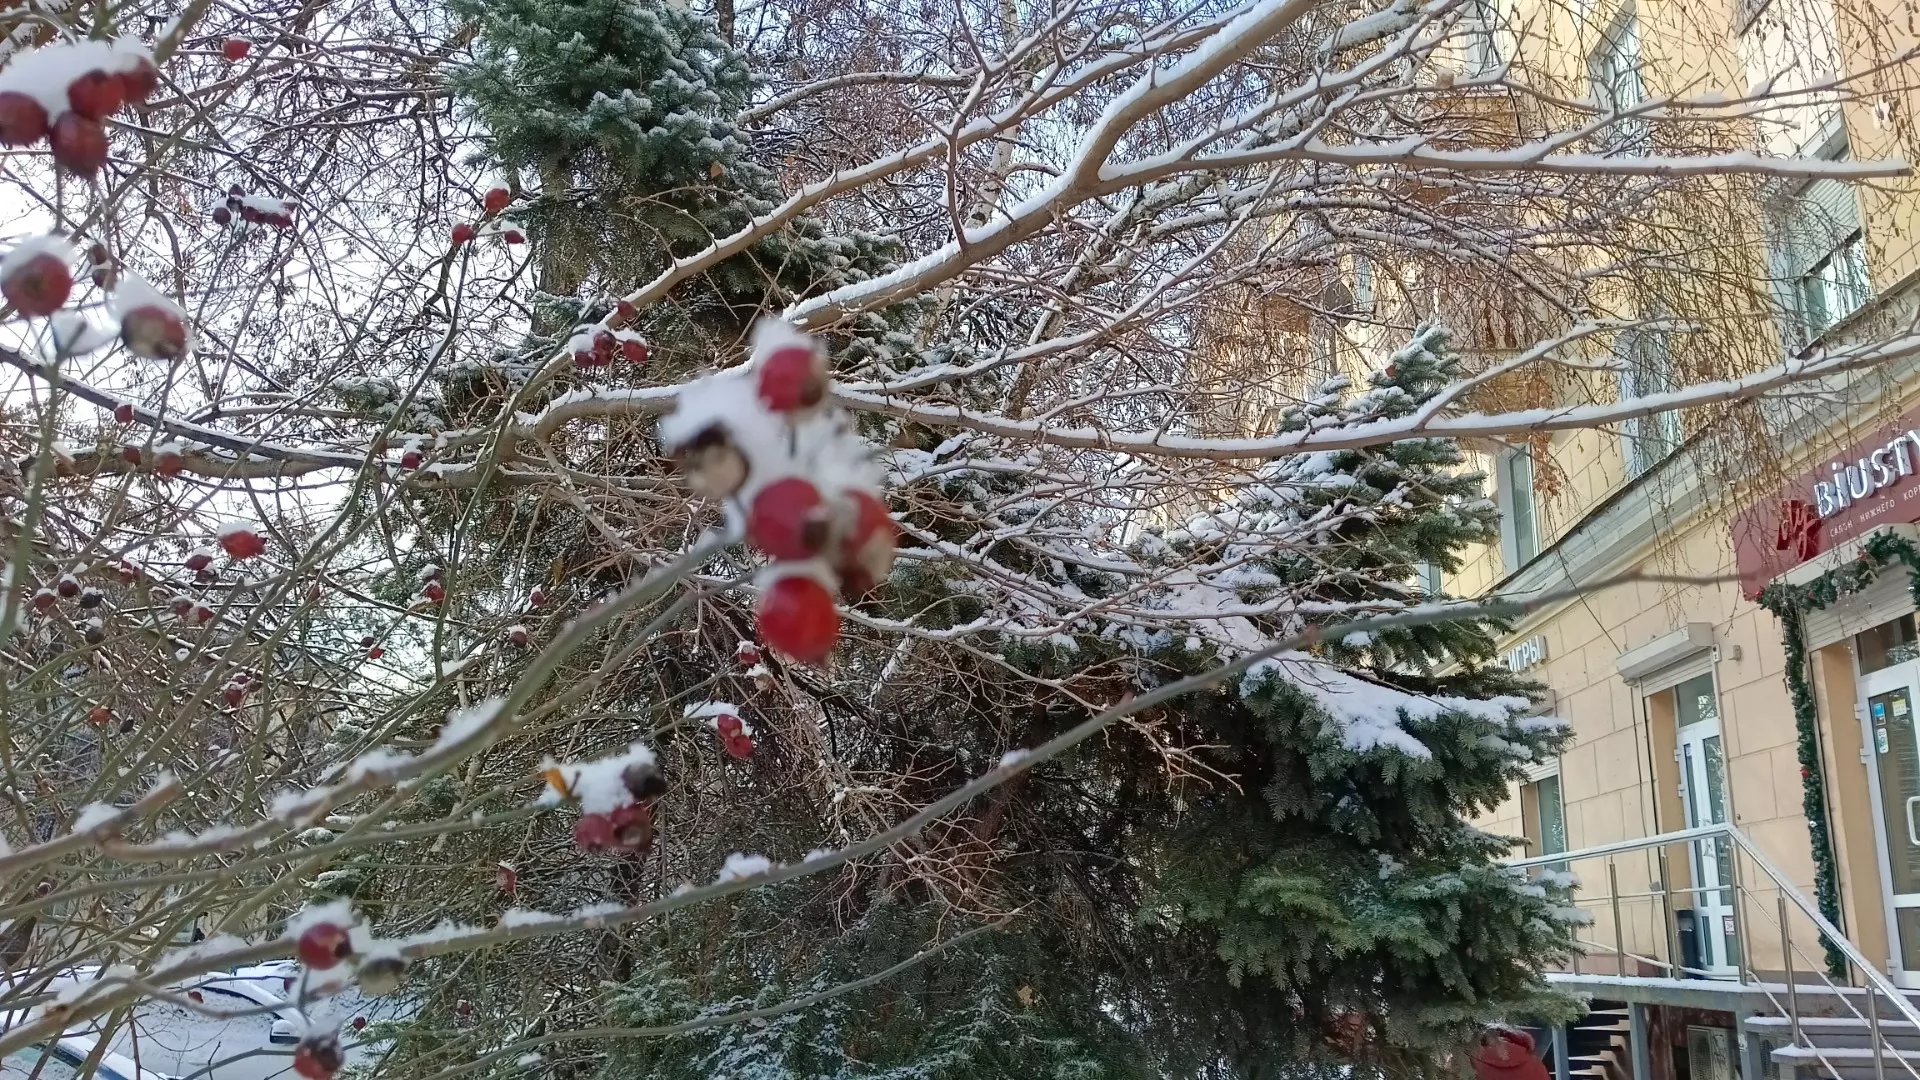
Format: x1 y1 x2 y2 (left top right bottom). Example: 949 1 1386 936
1463 0 1503 76
1500 449 1539 570
1522 771 1568 862
1618 325 1681 477
1419 561 1444 596
1589 3 1649 149
1773 144 1872 344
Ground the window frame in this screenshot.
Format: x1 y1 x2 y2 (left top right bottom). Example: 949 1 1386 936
1498 448 1539 572
1588 2 1650 149
1617 325 1682 478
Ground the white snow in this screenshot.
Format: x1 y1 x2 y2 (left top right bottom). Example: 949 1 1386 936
0 38 152 116
214 520 257 540
715 852 774 883
997 749 1031 768
538 743 657 813
2 235 74 280
71 802 119 833
434 698 503 751
112 272 185 320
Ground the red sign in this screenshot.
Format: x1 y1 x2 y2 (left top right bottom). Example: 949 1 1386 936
1733 403 1920 597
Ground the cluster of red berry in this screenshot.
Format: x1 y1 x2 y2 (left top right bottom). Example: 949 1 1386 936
2 242 189 361
549 754 668 855
211 185 297 229
0 40 157 178
665 324 897 665
450 182 524 246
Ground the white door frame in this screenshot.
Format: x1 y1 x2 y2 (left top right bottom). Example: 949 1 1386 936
1675 694 1738 978
1857 657 1920 987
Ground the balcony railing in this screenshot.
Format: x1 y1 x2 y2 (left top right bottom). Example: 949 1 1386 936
1509 822 1920 1080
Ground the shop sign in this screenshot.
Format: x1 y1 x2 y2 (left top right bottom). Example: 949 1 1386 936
1504 634 1548 672
1733 402 1920 597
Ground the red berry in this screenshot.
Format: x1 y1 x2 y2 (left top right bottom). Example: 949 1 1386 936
88 705 111 726
67 69 124 121
56 576 79 599
118 445 140 465
423 581 445 603
49 113 107 178
496 862 517 895
351 1016 367 1031
451 223 475 245
307 584 323 603
155 447 182 475
615 299 637 324
222 38 251 62
503 228 525 244
219 526 265 560
114 403 134 424
292 1035 341 1080
168 595 192 616
455 999 472 1020
592 331 615 366
296 922 352 969
185 551 212 572
723 733 755 759
359 635 376 648
118 58 159 104
3 253 71 317
833 490 897 596
223 683 245 707
609 802 653 852
748 477 828 560
573 812 613 850
756 574 840 664
620 338 649 364
400 449 422 469
715 713 743 739
508 625 529 646
122 305 189 360
757 344 827 413
367 645 383 659
528 586 547 608
211 206 231 226
735 642 760 665
483 186 509 215
193 601 215 624
31 589 54 612
0 91 47 147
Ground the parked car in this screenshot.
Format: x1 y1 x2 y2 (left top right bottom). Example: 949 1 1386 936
1 1032 177 1080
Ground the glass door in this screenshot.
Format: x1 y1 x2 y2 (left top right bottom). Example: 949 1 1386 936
1861 652 1920 986
1675 672 1740 977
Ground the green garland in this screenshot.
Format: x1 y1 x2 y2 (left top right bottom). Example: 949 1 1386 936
1756 529 1920 977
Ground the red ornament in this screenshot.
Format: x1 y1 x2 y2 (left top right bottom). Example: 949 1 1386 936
451 222 475 246
219 525 265 560
48 113 108 178
832 489 897 595
291 1035 342 1080
2 253 71 317
757 573 840 664
221 38 252 62
0 92 48 147
573 812 614 851
122 305 189 360
66 70 124 122
748 477 828 560
756 344 827 413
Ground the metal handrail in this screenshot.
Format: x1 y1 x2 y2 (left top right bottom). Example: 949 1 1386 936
1507 821 1920 1037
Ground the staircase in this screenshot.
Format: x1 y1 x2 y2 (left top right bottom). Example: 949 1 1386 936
1745 991 1920 1080
1565 1005 1635 1080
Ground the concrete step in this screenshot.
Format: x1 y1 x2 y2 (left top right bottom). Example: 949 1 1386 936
1772 1042 1920 1080
1747 1016 1920 1052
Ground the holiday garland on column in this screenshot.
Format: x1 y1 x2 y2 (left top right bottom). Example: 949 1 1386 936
1755 528 1920 977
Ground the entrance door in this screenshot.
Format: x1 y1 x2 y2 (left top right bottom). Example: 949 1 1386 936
1674 672 1740 978
1860 649 1920 986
